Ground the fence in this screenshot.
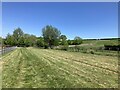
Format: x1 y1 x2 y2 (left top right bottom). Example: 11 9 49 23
0 46 17 55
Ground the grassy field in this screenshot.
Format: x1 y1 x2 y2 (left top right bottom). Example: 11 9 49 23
1 47 118 88
82 39 118 46
66 39 118 57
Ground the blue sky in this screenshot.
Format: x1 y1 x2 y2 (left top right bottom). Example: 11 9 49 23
2 2 118 39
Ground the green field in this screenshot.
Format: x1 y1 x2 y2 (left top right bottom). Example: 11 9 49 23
1 47 118 88
82 39 118 46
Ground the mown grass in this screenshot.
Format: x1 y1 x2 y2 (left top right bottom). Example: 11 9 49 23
2 47 118 88
82 39 118 46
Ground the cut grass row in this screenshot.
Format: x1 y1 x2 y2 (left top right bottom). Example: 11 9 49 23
2 47 118 88
29 48 118 87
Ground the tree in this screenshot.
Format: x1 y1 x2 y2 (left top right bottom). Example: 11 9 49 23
24 34 31 47
42 25 61 48
5 33 15 46
36 37 44 47
4 28 37 47
18 36 25 47
61 40 68 51
29 35 37 46
74 36 82 45
59 35 67 41
13 27 24 46
24 34 37 47
59 35 67 45
0 37 2 44
67 39 74 45
0 37 4 46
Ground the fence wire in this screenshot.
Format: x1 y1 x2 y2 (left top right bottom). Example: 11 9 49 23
0 46 17 55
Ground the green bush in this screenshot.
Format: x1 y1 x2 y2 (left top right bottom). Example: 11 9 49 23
61 46 68 51
90 50 94 54
44 43 49 49
82 50 87 53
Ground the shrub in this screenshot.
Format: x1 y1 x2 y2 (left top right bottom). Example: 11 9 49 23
104 44 120 51
82 50 87 53
75 45 80 52
44 43 49 49
90 50 94 54
61 45 68 51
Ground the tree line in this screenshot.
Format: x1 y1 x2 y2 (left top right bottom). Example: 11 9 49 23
2 25 83 48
